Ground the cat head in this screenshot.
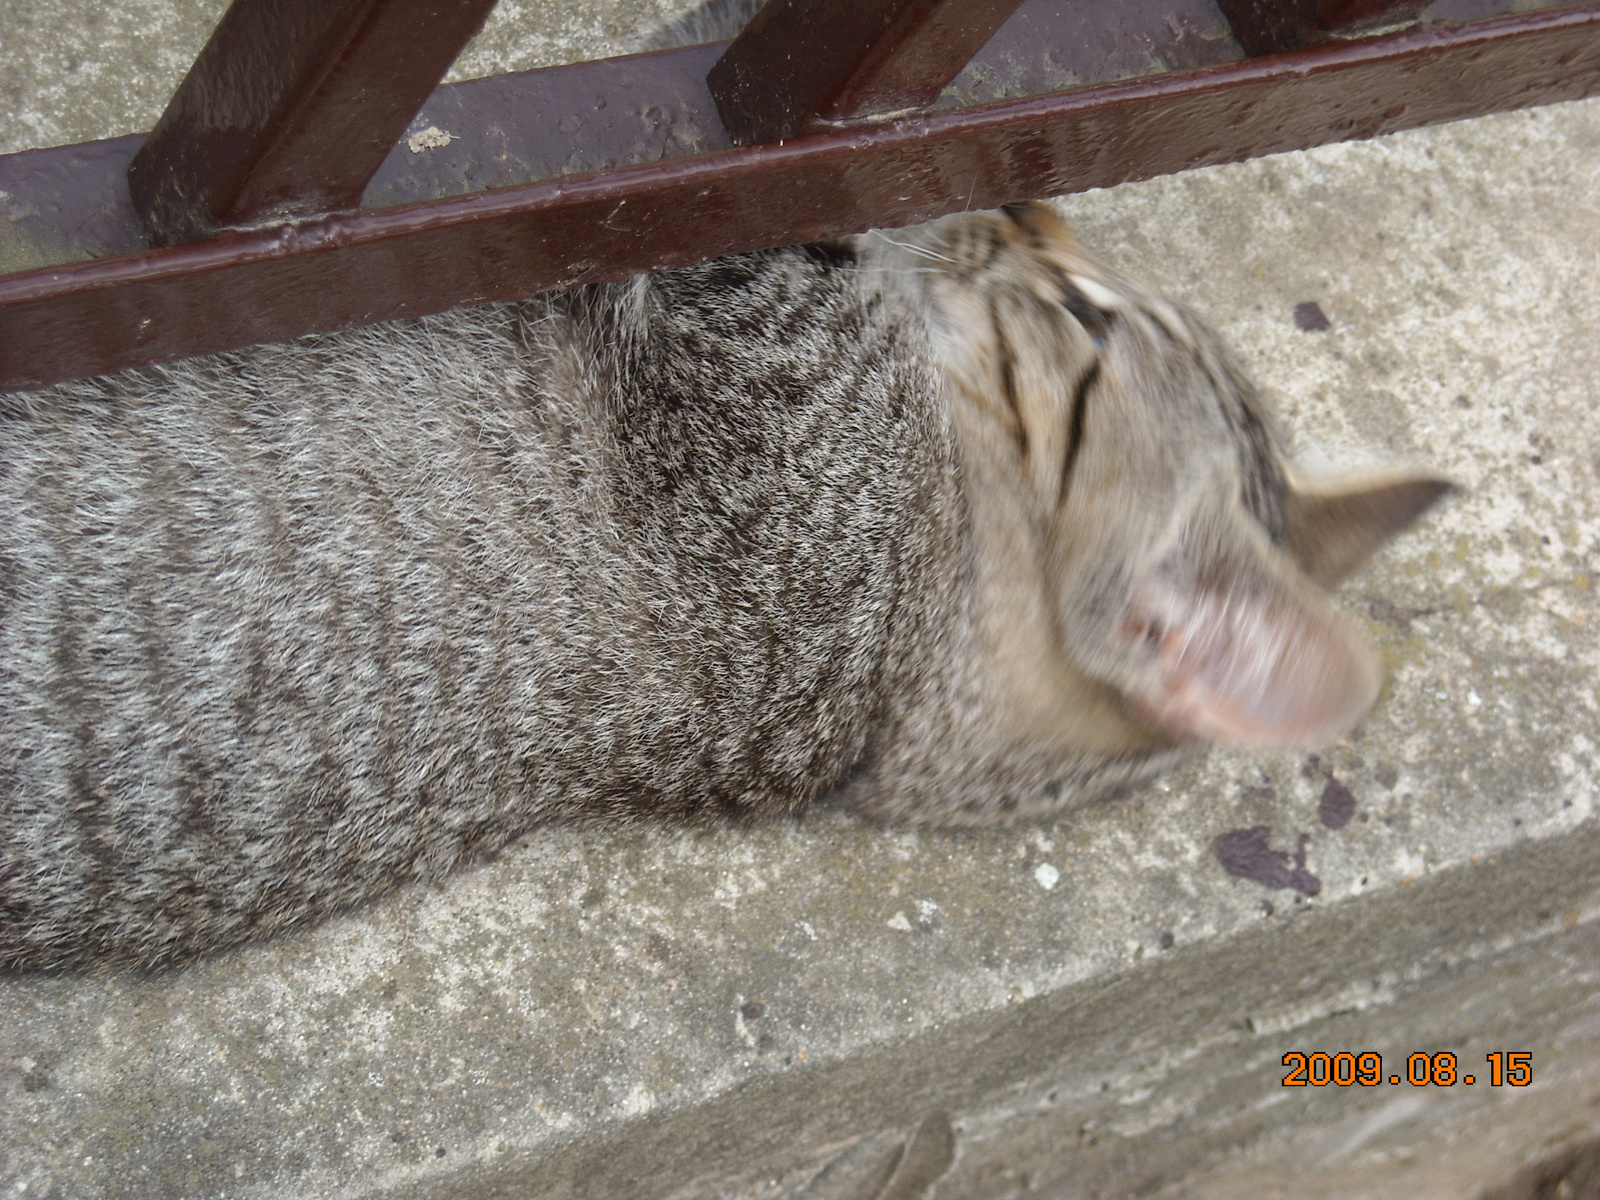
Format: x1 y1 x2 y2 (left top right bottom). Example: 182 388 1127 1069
899 202 1451 752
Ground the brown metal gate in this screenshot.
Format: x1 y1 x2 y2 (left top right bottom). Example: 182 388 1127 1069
2 0 1597 393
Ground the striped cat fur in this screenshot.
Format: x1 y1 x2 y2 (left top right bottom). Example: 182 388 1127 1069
0 203 1448 968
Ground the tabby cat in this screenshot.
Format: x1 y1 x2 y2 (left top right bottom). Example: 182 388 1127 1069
0 202 1448 969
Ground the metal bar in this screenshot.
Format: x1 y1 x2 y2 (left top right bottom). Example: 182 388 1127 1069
3 4 1599 394
707 0 1028 145
0 0 1239 262
127 0 500 246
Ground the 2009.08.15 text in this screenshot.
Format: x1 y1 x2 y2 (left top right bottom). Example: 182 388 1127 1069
1281 1052 1532 1087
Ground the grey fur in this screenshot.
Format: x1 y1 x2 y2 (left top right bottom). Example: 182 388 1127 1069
0 208 1445 969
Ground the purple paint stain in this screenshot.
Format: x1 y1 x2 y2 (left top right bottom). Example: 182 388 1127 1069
1215 826 1321 896
1319 777 1357 829
1294 301 1331 331
740 1002 764 1021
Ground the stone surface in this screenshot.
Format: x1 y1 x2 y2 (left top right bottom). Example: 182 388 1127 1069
3 2 1600 1198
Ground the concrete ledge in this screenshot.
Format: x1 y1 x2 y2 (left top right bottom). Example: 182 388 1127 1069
5 764 1599 1199
369 825 1600 1199
3 2 1600 1196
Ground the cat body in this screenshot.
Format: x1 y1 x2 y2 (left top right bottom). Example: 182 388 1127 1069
0 206 1445 968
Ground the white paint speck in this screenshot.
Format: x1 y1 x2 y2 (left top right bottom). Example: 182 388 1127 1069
1467 689 1483 709
798 921 817 941
407 126 456 153
620 1084 656 1115
887 911 914 932
1034 863 1060 891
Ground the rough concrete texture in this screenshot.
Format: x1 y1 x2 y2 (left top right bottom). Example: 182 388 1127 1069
3 2 1600 1197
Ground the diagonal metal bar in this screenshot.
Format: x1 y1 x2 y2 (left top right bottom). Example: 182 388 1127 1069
127 0 500 246
707 0 1028 145
1 4 1599 394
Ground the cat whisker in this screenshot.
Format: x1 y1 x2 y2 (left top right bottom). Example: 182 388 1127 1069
869 231 959 264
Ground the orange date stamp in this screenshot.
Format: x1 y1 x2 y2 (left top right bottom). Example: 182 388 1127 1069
1281 1051 1532 1088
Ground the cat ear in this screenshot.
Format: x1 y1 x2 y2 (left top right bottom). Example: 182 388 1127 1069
1284 470 1455 589
1000 200 1078 245
1115 469 1452 747
1118 570 1381 751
